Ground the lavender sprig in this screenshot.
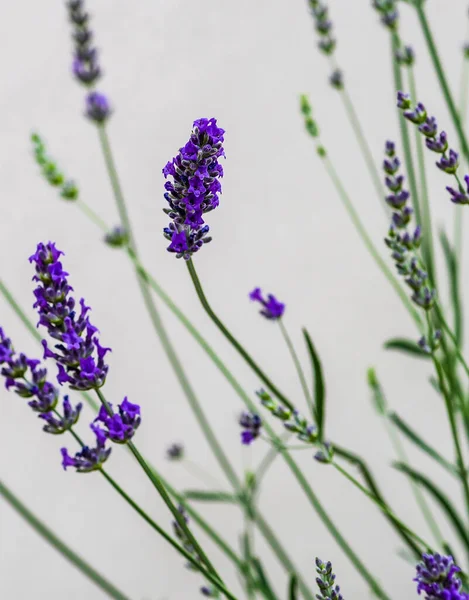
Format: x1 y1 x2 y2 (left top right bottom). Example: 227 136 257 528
397 92 469 204
315 558 344 600
249 288 285 320
414 553 469 600
31 133 79 201
383 142 436 310
307 0 336 55
162 118 225 259
372 0 399 30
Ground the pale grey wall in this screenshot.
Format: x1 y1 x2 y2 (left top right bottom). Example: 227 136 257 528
0 0 467 598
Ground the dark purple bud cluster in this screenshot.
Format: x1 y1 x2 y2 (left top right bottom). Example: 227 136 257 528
372 0 399 30
104 225 129 248
447 175 469 205
395 45 415 67
249 288 285 320
67 0 101 86
308 0 336 55
414 553 469 600
0 327 112 472
329 69 344 90
162 118 225 259
66 0 111 124
166 442 184 461
29 242 111 391
397 92 462 176
61 425 112 473
418 330 442 355
94 398 141 444
383 142 435 310
315 558 344 600
239 412 262 445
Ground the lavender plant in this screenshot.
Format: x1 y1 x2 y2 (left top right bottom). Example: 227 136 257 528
4 1 469 599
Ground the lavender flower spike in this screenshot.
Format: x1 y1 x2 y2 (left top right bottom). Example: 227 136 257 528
61 424 111 473
67 0 102 87
94 397 141 444
0 328 83 435
29 242 110 391
239 412 262 445
162 118 225 259
415 553 469 600
315 558 344 600
308 1 336 56
249 287 285 320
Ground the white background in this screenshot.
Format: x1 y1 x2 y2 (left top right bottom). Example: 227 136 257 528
1 0 469 598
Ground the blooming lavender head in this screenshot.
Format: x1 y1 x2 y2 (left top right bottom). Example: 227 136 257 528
249 288 285 320
308 1 336 55
415 553 469 600
29 242 110 391
239 412 262 445
61 424 111 473
67 0 101 86
315 558 344 600
162 118 225 259
372 0 398 29
94 397 141 444
383 143 435 310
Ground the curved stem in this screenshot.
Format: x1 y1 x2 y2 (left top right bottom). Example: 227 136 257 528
94 389 221 582
0 479 130 600
278 321 313 417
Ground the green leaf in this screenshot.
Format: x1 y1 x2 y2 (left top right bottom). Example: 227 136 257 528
439 229 463 347
383 338 430 359
181 490 237 503
394 463 469 552
289 574 298 600
389 412 458 477
302 328 326 440
251 558 280 600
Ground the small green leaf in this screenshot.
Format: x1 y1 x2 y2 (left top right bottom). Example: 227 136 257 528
181 490 237 503
389 412 458 476
384 338 430 358
394 463 469 552
302 328 326 441
251 558 280 600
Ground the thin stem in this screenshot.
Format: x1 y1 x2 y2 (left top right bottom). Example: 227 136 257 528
96 126 241 495
332 462 429 550
384 416 445 547
415 3 469 164
407 65 436 287
278 320 314 417
391 34 423 230
321 154 423 329
0 479 130 600
94 389 221 582
339 86 387 217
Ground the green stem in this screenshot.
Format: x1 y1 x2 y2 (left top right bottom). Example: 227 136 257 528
391 33 423 230
96 126 241 495
339 86 387 216
407 65 436 287
254 432 292 488
384 416 445 547
94 389 221 582
0 479 130 600
332 463 428 550
415 3 469 164
321 154 423 329
278 320 314 417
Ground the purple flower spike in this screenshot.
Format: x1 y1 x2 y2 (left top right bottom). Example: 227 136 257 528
239 412 262 445
29 242 110 391
436 149 459 175
67 0 102 88
249 287 285 320
85 91 111 124
162 118 225 259
94 397 141 444
447 175 469 205
61 424 111 473
414 553 469 600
